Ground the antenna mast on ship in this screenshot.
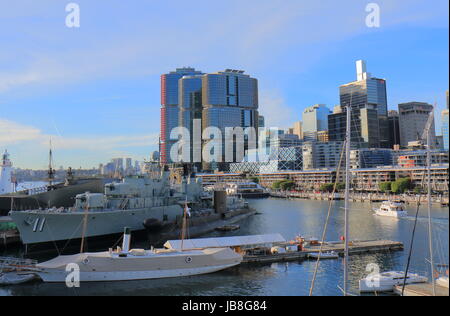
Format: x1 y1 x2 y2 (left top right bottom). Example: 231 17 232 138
48 138 55 187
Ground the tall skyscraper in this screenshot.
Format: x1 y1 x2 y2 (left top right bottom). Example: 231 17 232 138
329 60 389 148
258 115 265 129
302 104 331 141
442 90 449 150
398 102 436 147
292 121 303 140
160 67 203 164
178 75 203 165
387 110 401 148
201 69 259 171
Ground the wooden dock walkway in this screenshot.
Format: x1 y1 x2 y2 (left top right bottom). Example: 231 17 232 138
393 283 449 296
305 240 404 256
242 240 403 264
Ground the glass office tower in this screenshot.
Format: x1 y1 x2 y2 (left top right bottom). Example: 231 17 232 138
302 104 331 141
329 60 389 148
178 75 203 165
202 70 259 171
160 67 203 164
441 91 449 150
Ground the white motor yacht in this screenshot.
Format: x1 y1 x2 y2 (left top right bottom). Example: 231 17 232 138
359 271 427 293
374 201 408 218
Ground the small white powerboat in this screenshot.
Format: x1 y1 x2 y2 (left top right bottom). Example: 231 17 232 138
308 251 339 259
436 276 449 289
359 271 427 293
374 201 408 218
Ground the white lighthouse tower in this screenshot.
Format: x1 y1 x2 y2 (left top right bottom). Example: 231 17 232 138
0 150 14 194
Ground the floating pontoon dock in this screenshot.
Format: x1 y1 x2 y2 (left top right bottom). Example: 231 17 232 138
164 235 404 264
393 283 449 296
305 239 404 256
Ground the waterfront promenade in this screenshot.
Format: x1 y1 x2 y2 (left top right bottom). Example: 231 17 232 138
268 191 449 206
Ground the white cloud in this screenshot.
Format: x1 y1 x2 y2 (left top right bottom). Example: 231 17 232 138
0 0 447 93
0 118 158 152
0 119 42 143
259 90 298 129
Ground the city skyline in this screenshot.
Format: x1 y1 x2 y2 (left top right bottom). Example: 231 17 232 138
1 0 449 169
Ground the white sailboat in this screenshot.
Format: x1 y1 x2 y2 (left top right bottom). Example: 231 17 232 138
436 276 449 289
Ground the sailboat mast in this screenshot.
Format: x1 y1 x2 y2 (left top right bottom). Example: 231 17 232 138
181 200 188 251
343 105 351 296
426 112 436 296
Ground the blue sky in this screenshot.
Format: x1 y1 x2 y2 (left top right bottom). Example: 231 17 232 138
0 0 448 169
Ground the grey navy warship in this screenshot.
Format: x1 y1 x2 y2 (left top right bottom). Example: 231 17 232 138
10 168 256 249
0 150 112 216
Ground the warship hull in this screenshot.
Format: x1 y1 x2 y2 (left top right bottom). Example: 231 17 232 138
0 178 108 216
10 205 183 246
9 206 256 253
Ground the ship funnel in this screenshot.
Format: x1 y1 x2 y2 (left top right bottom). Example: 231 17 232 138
122 227 131 253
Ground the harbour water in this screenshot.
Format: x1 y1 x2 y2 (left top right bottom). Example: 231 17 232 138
1 198 448 296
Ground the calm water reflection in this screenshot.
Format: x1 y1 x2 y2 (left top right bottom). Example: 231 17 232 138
1 198 448 296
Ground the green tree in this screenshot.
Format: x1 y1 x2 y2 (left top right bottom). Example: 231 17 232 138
272 181 282 190
413 186 423 194
319 183 334 193
336 183 346 191
280 180 295 191
391 178 412 194
379 182 392 193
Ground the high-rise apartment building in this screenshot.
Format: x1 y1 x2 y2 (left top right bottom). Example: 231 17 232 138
398 102 436 148
160 67 203 164
302 141 349 170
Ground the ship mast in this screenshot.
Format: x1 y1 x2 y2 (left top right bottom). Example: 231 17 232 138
48 139 55 187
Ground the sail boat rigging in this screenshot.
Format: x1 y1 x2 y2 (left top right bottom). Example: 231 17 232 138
425 109 437 296
343 104 351 296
